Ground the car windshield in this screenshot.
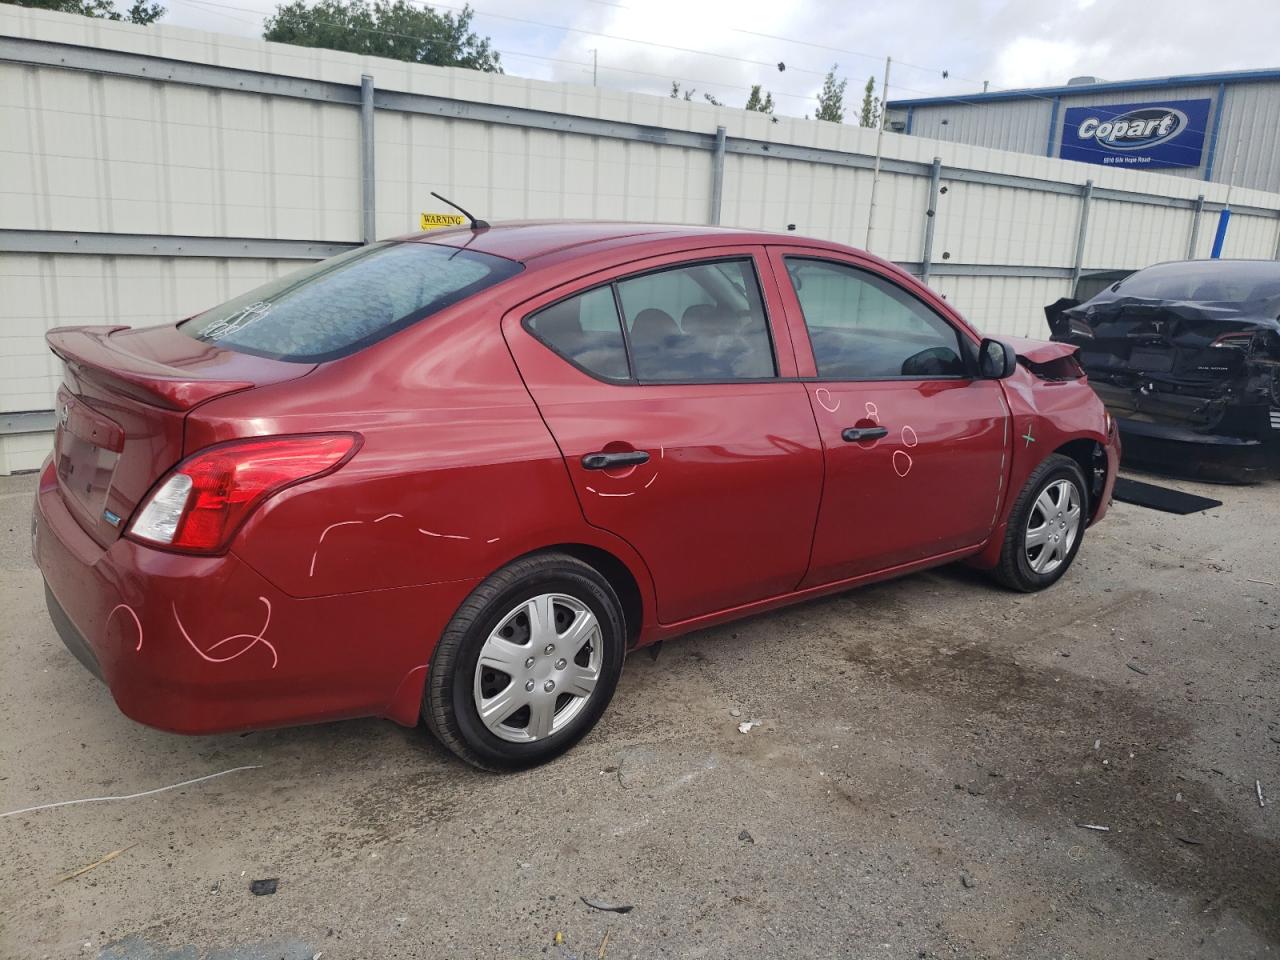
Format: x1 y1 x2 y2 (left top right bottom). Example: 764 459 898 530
1113 260 1280 303
181 242 523 362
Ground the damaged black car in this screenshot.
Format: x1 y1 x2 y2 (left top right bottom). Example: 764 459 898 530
1046 259 1280 482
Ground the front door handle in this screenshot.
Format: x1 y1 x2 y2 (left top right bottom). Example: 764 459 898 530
841 426 889 443
582 450 651 470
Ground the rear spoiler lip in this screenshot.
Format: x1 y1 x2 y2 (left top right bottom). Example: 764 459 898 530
47 325 256 411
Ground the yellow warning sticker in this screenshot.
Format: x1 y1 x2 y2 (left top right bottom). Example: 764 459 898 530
419 212 467 231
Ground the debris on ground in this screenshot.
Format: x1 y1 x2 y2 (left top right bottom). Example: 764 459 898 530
249 878 278 896
554 931 565 946
960 873 976 889
738 830 754 844
0 765 263 819
1126 662 1150 676
737 720 761 734
1257 780 1267 808
581 897 633 914
1176 835 1203 845
729 708 742 718
1076 823 1111 832
55 844 136 885
597 929 611 959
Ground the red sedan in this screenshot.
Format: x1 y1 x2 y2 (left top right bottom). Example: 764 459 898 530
33 222 1119 769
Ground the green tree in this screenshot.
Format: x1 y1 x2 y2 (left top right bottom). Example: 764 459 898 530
263 0 501 72
815 64 847 123
859 74 881 128
703 91 722 107
670 81 694 101
5 0 163 24
745 84 775 114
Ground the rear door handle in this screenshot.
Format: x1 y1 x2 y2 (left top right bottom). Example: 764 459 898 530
582 450 651 470
841 426 889 442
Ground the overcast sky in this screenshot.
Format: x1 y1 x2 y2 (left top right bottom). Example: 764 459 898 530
160 0 1280 114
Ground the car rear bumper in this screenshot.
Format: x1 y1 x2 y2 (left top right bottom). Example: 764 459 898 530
1117 417 1280 483
32 458 480 734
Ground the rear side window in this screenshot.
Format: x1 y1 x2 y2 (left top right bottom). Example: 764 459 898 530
785 258 965 379
617 260 775 381
182 242 523 362
527 287 630 381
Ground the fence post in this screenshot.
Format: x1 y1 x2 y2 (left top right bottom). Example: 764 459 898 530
1187 194 1205 258
709 125 726 226
920 156 942 283
360 74 376 245
1070 179 1094 289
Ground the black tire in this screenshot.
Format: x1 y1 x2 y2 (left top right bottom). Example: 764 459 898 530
423 552 625 770
993 454 1089 592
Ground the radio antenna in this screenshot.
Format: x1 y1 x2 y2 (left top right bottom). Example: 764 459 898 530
430 191 489 230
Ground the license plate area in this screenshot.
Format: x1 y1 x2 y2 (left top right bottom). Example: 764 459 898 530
54 389 124 530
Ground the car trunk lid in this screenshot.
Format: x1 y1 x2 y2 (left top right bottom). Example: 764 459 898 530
47 324 316 547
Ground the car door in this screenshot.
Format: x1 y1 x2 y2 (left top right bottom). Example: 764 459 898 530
766 248 1010 587
503 248 824 624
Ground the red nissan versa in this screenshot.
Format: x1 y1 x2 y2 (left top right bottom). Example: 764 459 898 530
32 222 1119 770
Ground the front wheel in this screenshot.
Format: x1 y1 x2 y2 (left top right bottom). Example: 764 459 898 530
423 552 625 770
993 454 1088 592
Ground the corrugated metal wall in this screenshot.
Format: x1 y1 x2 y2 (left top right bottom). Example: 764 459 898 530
1214 82 1280 193
3 6 1280 473
907 98 1054 155
904 79 1280 192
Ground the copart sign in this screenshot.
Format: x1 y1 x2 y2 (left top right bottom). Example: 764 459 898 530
1059 98 1211 170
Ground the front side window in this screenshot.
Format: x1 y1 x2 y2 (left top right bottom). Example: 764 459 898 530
616 259 775 381
785 258 966 379
182 242 523 362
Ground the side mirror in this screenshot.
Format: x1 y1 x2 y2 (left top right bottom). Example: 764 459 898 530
978 338 1017 379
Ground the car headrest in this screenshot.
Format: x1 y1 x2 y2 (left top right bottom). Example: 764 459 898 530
630 308 678 344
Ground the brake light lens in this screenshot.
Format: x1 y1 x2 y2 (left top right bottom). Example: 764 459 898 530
128 433 360 554
1210 331 1255 350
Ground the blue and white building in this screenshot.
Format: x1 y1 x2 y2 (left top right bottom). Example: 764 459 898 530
886 69 1280 193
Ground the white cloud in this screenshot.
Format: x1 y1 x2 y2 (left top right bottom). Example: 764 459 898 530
153 0 1280 116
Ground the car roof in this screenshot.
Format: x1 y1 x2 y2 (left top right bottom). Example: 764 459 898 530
397 220 850 265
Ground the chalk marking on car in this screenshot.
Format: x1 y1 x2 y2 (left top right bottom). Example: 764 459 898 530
172 597 277 669
893 450 913 478
419 529 470 540
902 425 918 449
373 513 404 523
309 520 364 577
815 388 840 413
585 486 635 497
107 603 144 652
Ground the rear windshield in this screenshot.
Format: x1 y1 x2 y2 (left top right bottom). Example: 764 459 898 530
181 242 523 361
1113 260 1280 303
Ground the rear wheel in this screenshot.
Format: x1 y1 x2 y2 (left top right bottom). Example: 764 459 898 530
993 454 1088 592
423 553 625 770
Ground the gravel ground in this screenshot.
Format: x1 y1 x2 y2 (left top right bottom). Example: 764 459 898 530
0 469 1276 959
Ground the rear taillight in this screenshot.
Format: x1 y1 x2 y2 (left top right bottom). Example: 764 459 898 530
1210 331 1255 350
128 433 360 554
